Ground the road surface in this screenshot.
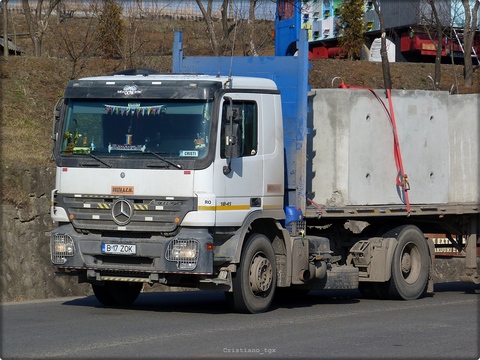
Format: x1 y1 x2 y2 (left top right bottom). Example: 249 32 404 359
2 282 479 359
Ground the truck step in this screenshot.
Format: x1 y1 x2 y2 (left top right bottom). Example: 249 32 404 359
459 274 480 284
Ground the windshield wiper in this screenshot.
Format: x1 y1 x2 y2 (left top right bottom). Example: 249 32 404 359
86 151 112 168
61 149 112 168
141 151 182 169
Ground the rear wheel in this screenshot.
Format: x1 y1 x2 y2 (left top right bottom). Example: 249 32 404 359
92 282 143 306
358 282 389 300
226 234 276 313
388 225 430 300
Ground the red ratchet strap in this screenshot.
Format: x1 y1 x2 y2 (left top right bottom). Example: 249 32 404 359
338 82 411 214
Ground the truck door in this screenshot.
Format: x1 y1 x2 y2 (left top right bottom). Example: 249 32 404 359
213 96 262 226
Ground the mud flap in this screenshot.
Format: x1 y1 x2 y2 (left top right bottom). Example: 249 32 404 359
426 238 435 292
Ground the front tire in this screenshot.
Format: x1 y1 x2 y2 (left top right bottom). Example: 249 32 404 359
92 282 143 306
92 283 116 306
226 234 276 313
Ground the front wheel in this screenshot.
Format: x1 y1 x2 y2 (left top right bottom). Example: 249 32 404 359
92 282 143 306
387 225 430 300
226 233 276 313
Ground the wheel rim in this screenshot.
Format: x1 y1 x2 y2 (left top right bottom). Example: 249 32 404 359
249 252 273 294
400 242 421 284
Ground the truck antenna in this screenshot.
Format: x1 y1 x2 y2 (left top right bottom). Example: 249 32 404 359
227 17 238 89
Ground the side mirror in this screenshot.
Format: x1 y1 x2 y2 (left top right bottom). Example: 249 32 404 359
52 98 64 145
223 98 241 175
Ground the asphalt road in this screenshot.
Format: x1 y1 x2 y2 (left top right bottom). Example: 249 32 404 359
2 282 479 359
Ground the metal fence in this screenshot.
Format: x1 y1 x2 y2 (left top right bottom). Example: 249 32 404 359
4 0 277 20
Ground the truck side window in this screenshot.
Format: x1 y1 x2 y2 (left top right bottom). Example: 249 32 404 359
220 100 258 158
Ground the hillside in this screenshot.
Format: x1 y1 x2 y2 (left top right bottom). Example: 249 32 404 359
1 16 479 174
2 56 479 171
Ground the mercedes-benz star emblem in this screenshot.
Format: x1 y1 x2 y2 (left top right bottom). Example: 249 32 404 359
111 199 133 225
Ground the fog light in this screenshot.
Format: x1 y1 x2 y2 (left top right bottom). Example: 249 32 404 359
172 244 197 259
51 234 75 264
165 239 199 270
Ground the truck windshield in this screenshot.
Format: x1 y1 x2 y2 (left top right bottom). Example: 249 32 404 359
60 99 212 159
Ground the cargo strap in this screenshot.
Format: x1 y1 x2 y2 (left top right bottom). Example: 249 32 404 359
338 82 411 214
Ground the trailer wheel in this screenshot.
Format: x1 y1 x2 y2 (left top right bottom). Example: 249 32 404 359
226 234 276 313
92 282 142 306
387 225 430 300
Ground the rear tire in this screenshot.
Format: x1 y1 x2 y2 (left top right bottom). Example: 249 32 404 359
226 233 276 313
386 225 430 300
358 282 389 300
92 282 142 306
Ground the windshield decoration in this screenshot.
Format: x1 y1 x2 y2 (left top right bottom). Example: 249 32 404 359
108 143 146 153
59 99 213 162
104 104 166 117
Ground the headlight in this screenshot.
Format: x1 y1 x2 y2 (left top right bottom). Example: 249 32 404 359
165 239 199 270
51 234 75 264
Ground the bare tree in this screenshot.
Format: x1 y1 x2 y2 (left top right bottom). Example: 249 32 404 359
221 0 230 44
372 0 392 89
195 0 265 57
448 2 466 93
195 0 220 55
51 4 99 79
227 0 265 56
116 7 150 69
248 0 258 56
21 0 61 56
420 0 446 89
3 0 8 57
461 0 480 87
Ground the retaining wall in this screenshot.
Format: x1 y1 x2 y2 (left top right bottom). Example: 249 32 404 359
1 167 91 302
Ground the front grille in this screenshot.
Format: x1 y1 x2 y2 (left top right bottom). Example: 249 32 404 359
58 194 195 232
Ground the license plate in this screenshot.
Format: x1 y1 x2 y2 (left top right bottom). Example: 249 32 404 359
101 243 136 255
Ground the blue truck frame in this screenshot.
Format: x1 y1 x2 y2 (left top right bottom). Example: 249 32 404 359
172 23 310 214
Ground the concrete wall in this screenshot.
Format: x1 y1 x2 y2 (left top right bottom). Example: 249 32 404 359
1 167 92 302
309 90 479 207
448 94 480 203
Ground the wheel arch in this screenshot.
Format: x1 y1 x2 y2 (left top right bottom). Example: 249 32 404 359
215 211 292 287
246 217 292 287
